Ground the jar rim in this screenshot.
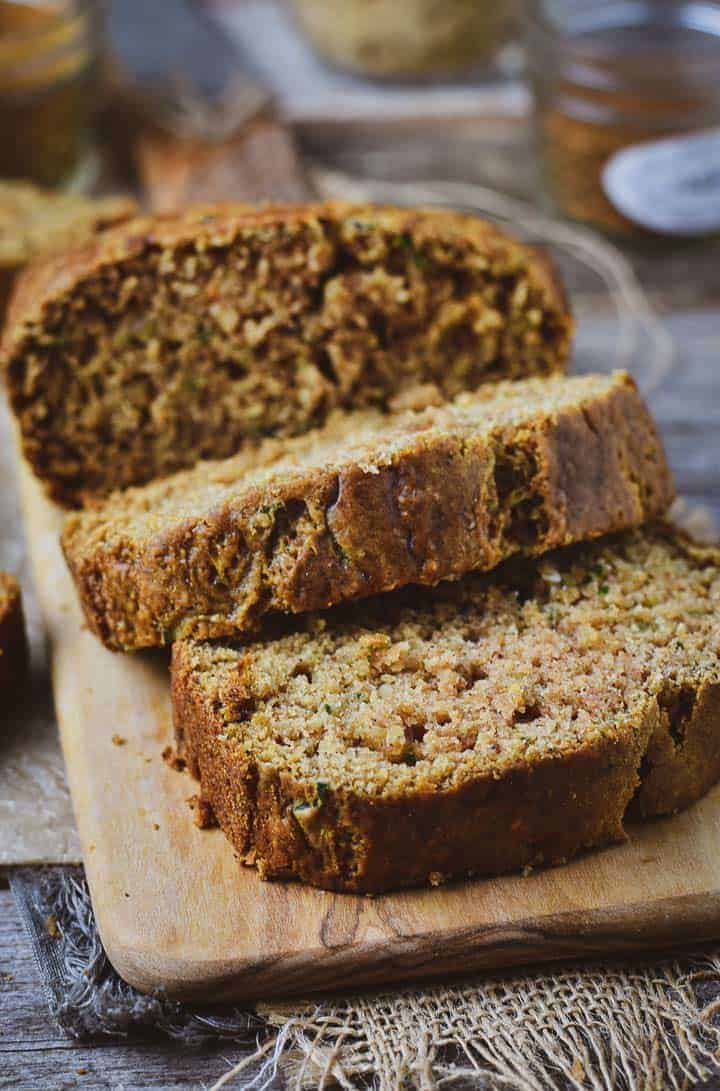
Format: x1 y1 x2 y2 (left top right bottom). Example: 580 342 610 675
523 0 720 63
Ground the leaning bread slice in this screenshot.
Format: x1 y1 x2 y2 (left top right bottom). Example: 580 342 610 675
62 370 673 652
172 524 720 894
0 573 28 693
3 200 572 505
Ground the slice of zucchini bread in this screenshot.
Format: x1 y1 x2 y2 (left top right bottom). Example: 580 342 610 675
3 201 572 506
172 524 720 894
62 371 673 652
0 573 28 693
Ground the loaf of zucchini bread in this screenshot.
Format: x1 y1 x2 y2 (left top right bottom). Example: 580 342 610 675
172 524 720 893
0 573 27 694
3 201 572 506
62 371 673 651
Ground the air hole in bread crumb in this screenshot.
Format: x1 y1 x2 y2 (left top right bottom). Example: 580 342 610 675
291 663 313 682
266 498 308 559
314 346 339 386
513 701 542 725
659 683 696 746
406 721 427 743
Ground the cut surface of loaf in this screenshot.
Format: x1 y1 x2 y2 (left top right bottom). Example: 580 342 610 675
172 524 720 893
0 573 27 694
3 201 572 505
62 371 673 652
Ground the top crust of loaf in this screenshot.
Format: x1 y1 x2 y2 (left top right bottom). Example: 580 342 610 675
3 201 573 506
61 370 674 651
2 201 567 339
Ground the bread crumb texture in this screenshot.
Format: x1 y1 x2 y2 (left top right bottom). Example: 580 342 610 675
62 370 672 651
172 525 720 892
3 201 572 506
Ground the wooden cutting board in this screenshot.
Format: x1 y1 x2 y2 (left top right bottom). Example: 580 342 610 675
18 458 720 1004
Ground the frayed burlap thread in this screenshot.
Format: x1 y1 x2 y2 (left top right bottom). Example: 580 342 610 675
238 960 720 1091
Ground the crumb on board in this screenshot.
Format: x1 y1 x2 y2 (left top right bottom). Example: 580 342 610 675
187 793 216 828
111 734 126 746
162 745 186 771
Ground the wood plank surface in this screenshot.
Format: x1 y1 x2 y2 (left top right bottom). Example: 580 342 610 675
18 445 720 1005
0 885 237 1091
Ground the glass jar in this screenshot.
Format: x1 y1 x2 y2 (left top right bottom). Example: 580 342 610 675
289 0 510 80
0 0 100 187
523 0 720 238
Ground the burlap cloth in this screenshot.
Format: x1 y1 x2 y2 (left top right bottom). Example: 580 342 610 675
11 867 720 1090
5 173 720 1090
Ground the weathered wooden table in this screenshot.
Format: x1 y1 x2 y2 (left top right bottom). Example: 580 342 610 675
2 109 720 1088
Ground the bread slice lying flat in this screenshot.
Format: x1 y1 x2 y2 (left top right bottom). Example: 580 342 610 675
62 371 673 652
0 573 27 694
172 524 720 893
3 201 571 505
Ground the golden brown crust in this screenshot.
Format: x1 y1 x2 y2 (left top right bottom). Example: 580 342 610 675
0 573 28 696
170 525 720 893
61 371 674 652
3 201 573 506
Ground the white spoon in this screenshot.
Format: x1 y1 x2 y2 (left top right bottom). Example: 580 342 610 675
603 128 720 237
